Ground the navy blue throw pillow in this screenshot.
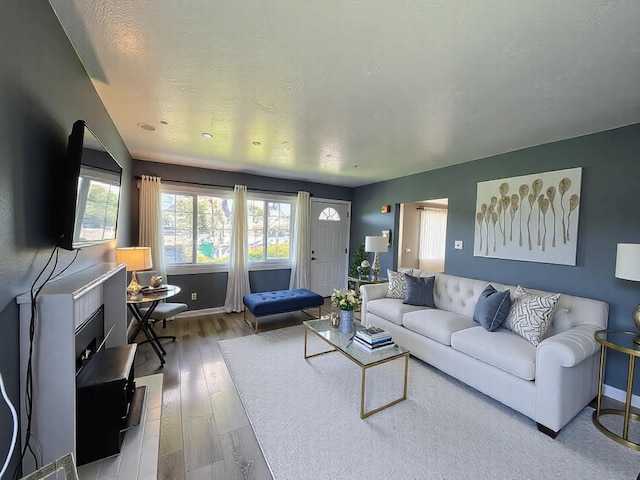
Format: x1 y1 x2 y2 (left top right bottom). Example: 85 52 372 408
403 275 436 308
473 285 511 332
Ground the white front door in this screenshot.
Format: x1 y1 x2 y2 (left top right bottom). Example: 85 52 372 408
309 199 351 297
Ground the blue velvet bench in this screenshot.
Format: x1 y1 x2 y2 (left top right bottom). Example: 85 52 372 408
243 289 324 333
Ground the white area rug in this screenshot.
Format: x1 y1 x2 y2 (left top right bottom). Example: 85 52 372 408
219 326 640 480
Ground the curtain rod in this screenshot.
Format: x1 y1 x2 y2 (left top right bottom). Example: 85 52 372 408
134 175 309 196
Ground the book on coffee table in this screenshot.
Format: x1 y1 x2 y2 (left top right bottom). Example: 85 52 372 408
356 326 392 344
352 336 395 352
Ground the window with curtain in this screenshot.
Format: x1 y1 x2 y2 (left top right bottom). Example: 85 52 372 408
161 185 294 270
418 207 448 272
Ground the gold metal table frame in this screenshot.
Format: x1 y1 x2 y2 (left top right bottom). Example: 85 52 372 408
593 329 640 450
304 319 409 419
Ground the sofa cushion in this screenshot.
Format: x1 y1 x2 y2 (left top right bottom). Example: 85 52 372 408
386 270 407 299
433 274 499 318
451 326 537 380
366 298 425 326
504 286 560 346
473 285 511 331
404 274 436 307
403 309 476 346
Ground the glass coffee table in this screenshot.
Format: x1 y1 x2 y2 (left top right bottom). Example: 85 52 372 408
303 317 409 419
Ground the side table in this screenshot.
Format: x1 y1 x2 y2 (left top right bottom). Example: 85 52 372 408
593 329 640 450
347 276 387 293
127 285 181 366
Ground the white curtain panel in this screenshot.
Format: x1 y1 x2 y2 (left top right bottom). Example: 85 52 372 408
138 175 167 280
289 191 311 289
418 207 447 272
224 185 251 312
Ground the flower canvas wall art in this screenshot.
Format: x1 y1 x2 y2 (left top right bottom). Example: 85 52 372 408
474 167 582 265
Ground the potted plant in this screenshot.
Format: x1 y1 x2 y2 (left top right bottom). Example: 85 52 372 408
349 243 370 279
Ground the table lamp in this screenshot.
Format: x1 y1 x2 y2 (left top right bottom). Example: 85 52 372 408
115 247 153 298
615 243 640 344
365 236 388 280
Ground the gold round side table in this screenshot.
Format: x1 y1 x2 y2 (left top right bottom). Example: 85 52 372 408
593 329 640 450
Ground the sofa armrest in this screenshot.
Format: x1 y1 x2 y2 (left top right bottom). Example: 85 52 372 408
537 323 601 368
534 323 601 432
359 283 388 326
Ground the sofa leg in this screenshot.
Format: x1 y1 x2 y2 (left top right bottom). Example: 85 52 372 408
537 423 559 439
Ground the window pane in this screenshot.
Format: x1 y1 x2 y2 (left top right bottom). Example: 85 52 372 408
248 200 265 261
266 202 291 259
162 193 194 264
196 195 233 263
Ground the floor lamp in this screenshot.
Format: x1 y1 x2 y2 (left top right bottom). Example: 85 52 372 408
365 236 389 280
116 247 153 298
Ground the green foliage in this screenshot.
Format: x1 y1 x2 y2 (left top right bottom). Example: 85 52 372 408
349 243 370 277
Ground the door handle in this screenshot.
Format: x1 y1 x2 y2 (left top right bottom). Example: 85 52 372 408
311 257 316 261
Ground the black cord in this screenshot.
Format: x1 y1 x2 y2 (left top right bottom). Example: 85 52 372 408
13 245 80 479
50 248 80 281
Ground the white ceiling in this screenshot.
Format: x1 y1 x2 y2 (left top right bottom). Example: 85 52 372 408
48 1 640 187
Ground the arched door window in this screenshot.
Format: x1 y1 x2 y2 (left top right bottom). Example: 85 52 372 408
319 207 340 221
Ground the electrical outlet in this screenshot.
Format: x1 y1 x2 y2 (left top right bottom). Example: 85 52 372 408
454 240 463 250
191 292 197 301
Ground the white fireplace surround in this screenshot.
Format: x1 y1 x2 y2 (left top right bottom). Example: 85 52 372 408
16 262 128 475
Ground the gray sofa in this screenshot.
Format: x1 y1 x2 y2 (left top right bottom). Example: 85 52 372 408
360 270 608 436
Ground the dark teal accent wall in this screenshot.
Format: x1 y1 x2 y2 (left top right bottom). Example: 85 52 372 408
351 123 640 394
0 0 132 472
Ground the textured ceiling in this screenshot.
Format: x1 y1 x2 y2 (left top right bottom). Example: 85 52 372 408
48 1 640 187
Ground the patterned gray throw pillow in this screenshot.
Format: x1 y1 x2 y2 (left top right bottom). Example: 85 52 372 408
504 286 560 346
386 270 407 299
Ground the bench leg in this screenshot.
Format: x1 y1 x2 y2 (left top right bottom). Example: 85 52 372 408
301 306 322 319
243 309 259 334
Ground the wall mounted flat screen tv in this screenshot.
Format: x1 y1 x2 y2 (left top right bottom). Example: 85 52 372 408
59 120 123 251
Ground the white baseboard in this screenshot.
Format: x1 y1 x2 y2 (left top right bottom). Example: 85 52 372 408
602 383 640 409
176 307 226 318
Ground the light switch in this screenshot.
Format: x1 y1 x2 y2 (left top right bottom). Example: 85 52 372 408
454 240 463 250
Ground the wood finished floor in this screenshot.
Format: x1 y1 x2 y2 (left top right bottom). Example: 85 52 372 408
133 298 344 480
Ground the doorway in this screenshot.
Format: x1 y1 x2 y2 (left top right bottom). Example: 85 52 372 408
398 199 448 272
309 199 351 296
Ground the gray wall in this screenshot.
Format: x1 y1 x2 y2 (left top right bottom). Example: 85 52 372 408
129 160 352 308
351 123 640 394
0 0 132 473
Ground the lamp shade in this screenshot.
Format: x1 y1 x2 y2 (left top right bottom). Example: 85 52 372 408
116 247 153 272
365 236 388 253
615 243 640 282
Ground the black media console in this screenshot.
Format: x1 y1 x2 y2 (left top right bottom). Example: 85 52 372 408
75 344 144 465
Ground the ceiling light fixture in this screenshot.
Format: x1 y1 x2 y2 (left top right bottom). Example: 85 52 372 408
202 132 213 139
137 123 157 132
